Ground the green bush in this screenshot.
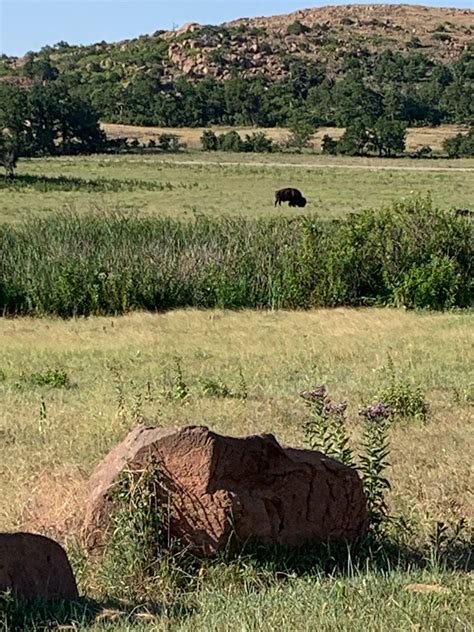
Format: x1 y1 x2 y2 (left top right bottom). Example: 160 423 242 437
218 130 244 152
0 197 471 316
394 255 462 310
377 356 430 422
287 20 311 36
201 129 218 151
443 128 474 158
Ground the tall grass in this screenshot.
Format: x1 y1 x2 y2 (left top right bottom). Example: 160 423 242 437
0 197 471 316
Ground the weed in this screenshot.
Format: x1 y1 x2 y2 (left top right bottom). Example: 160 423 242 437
200 377 232 398
27 368 72 389
358 403 392 536
377 355 430 422
172 357 189 401
427 518 472 570
301 387 392 535
37 396 48 438
301 385 354 466
109 364 126 419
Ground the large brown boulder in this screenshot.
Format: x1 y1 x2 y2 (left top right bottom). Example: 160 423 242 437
82 425 367 556
0 532 78 601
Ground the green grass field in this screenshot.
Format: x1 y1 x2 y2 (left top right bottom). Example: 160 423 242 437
1 309 472 629
1 152 473 223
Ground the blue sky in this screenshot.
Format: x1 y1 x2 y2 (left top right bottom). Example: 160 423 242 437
1 0 472 57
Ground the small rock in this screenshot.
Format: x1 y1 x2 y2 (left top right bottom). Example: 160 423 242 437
0 532 78 601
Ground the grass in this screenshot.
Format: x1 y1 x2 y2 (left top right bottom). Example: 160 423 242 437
2 199 471 315
1 152 473 224
0 308 472 629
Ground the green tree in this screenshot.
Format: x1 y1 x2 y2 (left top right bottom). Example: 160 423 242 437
337 119 370 155
368 118 407 157
200 129 218 151
218 130 243 152
0 133 17 178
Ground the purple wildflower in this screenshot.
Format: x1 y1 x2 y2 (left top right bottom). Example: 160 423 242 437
300 385 327 403
358 402 391 421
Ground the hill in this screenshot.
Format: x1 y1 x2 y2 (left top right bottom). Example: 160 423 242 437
0 4 472 128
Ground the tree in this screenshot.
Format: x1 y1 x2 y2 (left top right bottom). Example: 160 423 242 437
0 82 105 159
321 134 338 155
286 115 316 150
218 130 243 152
368 118 407 157
337 119 371 155
200 129 218 151
0 133 17 178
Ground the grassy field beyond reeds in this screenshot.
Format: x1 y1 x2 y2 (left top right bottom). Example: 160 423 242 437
1 152 473 224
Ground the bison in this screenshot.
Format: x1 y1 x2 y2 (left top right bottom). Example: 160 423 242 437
275 187 307 208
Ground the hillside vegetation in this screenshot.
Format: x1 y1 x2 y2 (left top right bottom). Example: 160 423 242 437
1 4 472 128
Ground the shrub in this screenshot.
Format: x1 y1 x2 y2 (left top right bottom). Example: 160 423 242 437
321 134 338 154
201 129 218 151
443 128 474 158
394 255 462 310
412 145 432 159
287 20 311 36
26 368 72 389
218 130 243 152
0 197 471 316
158 133 185 152
243 132 274 153
377 356 430 422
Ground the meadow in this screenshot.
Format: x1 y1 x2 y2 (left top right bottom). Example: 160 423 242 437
0 145 473 630
101 123 469 153
0 309 473 629
0 152 473 224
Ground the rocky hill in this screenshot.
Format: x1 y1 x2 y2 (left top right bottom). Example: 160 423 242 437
2 4 472 86
167 4 472 82
1 4 472 129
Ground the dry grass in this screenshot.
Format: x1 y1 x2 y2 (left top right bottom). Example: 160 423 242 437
101 123 469 152
0 308 472 543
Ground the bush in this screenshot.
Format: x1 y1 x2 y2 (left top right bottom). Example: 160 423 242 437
243 132 274 153
394 255 462 310
442 128 474 158
321 134 338 154
158 133 185 152
412 145 432 159
218 130 244 152
0 197 471 316
377 356 430 422
287 21 311 36
201 129 218 151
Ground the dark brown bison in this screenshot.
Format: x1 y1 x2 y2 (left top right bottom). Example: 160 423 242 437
275 187 307 208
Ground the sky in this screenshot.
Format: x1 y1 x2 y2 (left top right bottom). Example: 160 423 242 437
1 0 472 57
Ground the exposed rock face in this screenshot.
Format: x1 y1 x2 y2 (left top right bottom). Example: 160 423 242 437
82 425 367 557
0 532 78 601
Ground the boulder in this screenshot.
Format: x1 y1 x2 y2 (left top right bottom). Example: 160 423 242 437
0 532 78 601
82 426 367 557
